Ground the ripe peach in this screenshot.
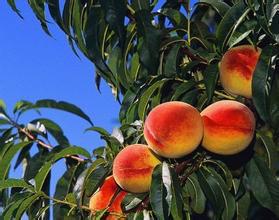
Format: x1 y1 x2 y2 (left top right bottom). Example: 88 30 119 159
89 175 118 211
107 191 127 220
143 101 203 158
113 144 161 193
220 45 261 98
201 100 255 155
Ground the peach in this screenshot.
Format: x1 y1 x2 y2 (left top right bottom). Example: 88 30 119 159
201 100 255 155
89 175 118 211
113 144 161 193
220 45 261 98
107 191 127 220
143 101 203 158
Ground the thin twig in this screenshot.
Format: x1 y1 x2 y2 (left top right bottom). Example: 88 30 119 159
10 120 85 162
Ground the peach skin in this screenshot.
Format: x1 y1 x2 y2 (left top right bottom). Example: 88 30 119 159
143 101 203 158
113 144 161 193
201 100 255 155
89 175 118 212
220 45 261 98
107 191 127 220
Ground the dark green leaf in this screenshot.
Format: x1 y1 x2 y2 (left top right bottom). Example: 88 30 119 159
197 0 230 17
136 10 163 74
100 0 126 47
7 0 23 18
19 99 93 125
269 67 279 131
150 164 168 220
228 20 257 48
0 142 32 181
28 0 51 35
30 118 69 145
184 173 206 214
34 147 90 191
138 79 169 120
216 2 249 52
252 46 274 122
169 167 183 219
246 156 279 216
163 45 180 77
202 63 219 103
0 179 34 191
15 193 41 220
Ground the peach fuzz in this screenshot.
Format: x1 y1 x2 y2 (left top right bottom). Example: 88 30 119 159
89 175 118 212
143 101 203 158
201 100 255 155
113 144 161 193
220 45 261 98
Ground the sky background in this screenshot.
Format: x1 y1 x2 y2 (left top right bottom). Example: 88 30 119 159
0 0 196 219
0 1 120 218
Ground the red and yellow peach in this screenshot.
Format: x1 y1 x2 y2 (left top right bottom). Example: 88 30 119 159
113 144 161 193
219 45 261 98
201 100 255 155
89 175 127 219
143 101 203 158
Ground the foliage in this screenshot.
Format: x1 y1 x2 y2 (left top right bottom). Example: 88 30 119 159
1 0 279 219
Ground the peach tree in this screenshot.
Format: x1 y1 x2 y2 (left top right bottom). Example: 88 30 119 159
1 0 279 219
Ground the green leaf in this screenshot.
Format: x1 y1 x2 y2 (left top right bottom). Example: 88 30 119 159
257 130 279 172
123 194 147 211
150 164 168 220
163 45 180 77
19 99 93 125
53 146 90 161
136 10 163 74
169 167 183 219
7 0 23 18
245 156 279 216
197 0 230 17
2 198 26 220
84 163 109 197
30 118 69 145
207 167 236 220
85 126 110 137
252 46 274 123
197 167 236 219
48 0 68 34
184 173 206 214
138 79 169 120
171 80 196 101
100 0 126 48
53 165 79 217
15 193 41 220
131 0 150 11
0 142 32 181
202 63 219 103
28 0 51 36
84 5 118 91
216 2 249 52
158 8 187 27
269 67 279 132
228 20 257 48
34 147 90 191
0 179 34 191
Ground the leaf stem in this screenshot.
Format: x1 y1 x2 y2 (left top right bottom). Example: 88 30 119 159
41 192 91 212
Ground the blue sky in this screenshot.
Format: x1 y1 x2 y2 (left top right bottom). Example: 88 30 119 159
0 2 120 145
0 1 120 217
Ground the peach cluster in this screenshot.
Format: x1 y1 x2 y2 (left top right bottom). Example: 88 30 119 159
90 44 258 216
